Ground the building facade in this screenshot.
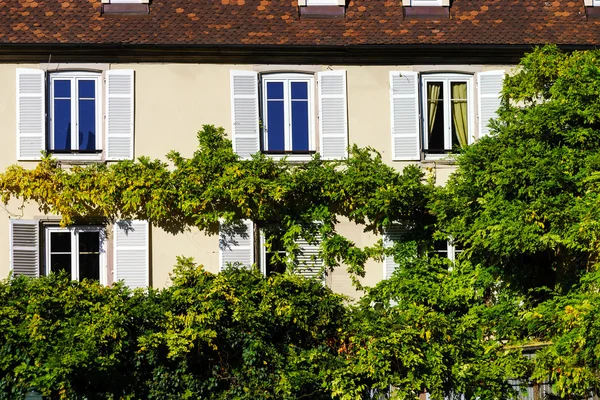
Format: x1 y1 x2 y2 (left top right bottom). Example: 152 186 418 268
0 0 598 297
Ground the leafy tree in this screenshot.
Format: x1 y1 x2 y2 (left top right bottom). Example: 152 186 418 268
0 125 433 285
432 45 600 296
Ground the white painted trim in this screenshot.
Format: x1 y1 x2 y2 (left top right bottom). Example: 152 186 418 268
261 73 315 154
421 73 474 159
405 0 443 6
48 71 103 158
45 225 107 285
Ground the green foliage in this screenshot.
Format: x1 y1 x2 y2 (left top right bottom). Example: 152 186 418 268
0 125 433 285
7 45 600 398
0 261 348 399
432 45 600 296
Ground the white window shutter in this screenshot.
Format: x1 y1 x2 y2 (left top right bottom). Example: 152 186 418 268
478 70 505 138
390 71 420 161
114 220 149 288
230 71 260 159
106 70 134 160
219 220 255 270
295 236 324 279
16 69 45 161
383 226 406 279
318 70 348 160
10 220 39 278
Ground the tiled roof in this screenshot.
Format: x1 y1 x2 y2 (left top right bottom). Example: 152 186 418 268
0 0 595 47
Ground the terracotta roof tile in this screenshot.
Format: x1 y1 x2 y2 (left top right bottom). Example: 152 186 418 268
0 0 596 47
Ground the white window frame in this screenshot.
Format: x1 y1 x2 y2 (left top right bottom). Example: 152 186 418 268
421 73 474 160
259 231 287 276
45 226 107 285
305 0 339 4
592 0 600 6
261 73 316 161
259 229 324 279
405 0 443 6
433 239 462 262
104 0 145 3
48 71 103 161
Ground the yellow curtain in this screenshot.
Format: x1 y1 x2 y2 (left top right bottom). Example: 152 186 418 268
427 83 441 138
452 83 468 148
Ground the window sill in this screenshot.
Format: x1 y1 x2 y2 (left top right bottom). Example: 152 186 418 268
101 3 149 15
404 6 449 19
421 153 458 164
261 152 316 162
299 5 345 19
587 7 600 19
48 152 104 164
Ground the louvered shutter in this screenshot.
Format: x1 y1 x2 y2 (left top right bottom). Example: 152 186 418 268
106 70 134 160
16 69 45 160
383 226 406 279
295 236 324 279
10 220 39 277
114 220 149 288
219 220 255 270
318 70 348 160
477 70 505 137
230 71 260 159
390 71 420 161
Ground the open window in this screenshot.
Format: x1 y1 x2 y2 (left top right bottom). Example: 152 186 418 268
16 68 135 162
421 73 473 158
389 70 504 161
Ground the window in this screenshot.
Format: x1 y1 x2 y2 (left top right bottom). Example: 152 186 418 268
9 219 149 288
432 239 463 262
421 74 473 157
262 74 315 155
16 68 134 161
405 0 444 5
219 220 324 278
230 70 348 161
49 72 102 156
305 0 340 4
45 226 107 284
260 233 288 276
389 70 504 161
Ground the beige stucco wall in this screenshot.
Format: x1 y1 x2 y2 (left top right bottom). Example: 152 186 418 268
0 61 514 298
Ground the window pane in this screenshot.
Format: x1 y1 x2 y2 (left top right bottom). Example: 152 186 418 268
451 82 469 150
78 99 96 151
50 232 71 253
291 82 308 100
53 99 71 151
54 80 71 98
266 81 284 100
433 240 448 259
50 254 72 279
79 254 100 281
266 82 285 152
291 100 309 151
266 252 286 276
78 80 95 99
79 231 100 253
426 82 445 153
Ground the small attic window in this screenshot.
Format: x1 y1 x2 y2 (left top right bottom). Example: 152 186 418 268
101 0 149 15
404 0 449 6
403 0 450 18
299 0 345 18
